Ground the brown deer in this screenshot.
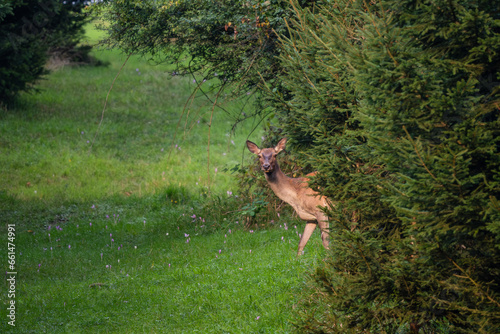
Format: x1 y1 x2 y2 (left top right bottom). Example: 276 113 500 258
246 138 330 256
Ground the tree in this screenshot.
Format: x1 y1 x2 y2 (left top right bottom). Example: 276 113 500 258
90 0 320 124
0 0 90 103
266 0 500 332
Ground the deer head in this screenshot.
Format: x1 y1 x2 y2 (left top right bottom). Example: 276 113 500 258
246 138 287 174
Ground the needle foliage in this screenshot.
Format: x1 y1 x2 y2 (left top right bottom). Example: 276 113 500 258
270 1 500 332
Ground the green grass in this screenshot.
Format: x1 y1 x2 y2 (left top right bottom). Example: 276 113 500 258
0 23 327 333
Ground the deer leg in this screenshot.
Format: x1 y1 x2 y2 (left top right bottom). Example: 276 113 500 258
317 213 330 250
297 222 317 256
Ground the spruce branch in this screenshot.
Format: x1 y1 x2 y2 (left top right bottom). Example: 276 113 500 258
447 256 500 309
402 125 438 182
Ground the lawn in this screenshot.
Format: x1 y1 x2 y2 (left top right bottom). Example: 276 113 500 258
0 23 327 333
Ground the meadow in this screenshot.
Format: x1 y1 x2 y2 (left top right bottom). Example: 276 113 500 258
0 24 327 333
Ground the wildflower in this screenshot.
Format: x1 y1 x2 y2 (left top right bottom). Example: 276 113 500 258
68 245 71 249
219 249 222 254
256 316 260 320
184 233 189 237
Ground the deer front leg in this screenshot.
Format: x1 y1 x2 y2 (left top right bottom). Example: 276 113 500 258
317 214 330 250
297 222 317 256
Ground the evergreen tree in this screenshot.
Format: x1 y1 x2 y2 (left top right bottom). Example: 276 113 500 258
0 0 90 103
267 0 500 332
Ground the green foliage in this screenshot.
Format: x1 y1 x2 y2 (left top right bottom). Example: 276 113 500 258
0 0 90 103
264 0 500 332
90 0 321 123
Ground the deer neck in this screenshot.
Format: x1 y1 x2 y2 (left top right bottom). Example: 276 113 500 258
264 163 297 202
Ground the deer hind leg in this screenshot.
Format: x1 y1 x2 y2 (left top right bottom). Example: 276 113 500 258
297 222 317 256
317 213 330 250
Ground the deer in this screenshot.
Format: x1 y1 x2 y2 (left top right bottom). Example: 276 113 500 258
246 138 330 256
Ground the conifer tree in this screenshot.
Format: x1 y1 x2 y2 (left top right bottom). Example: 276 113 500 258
268 0 500 332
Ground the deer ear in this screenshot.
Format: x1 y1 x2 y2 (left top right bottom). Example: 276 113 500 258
274 138 287 154
246 140 261 155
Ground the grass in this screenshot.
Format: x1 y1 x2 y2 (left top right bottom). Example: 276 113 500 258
0 23 327 333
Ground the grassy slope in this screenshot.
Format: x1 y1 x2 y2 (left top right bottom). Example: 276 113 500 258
0 23 326 333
